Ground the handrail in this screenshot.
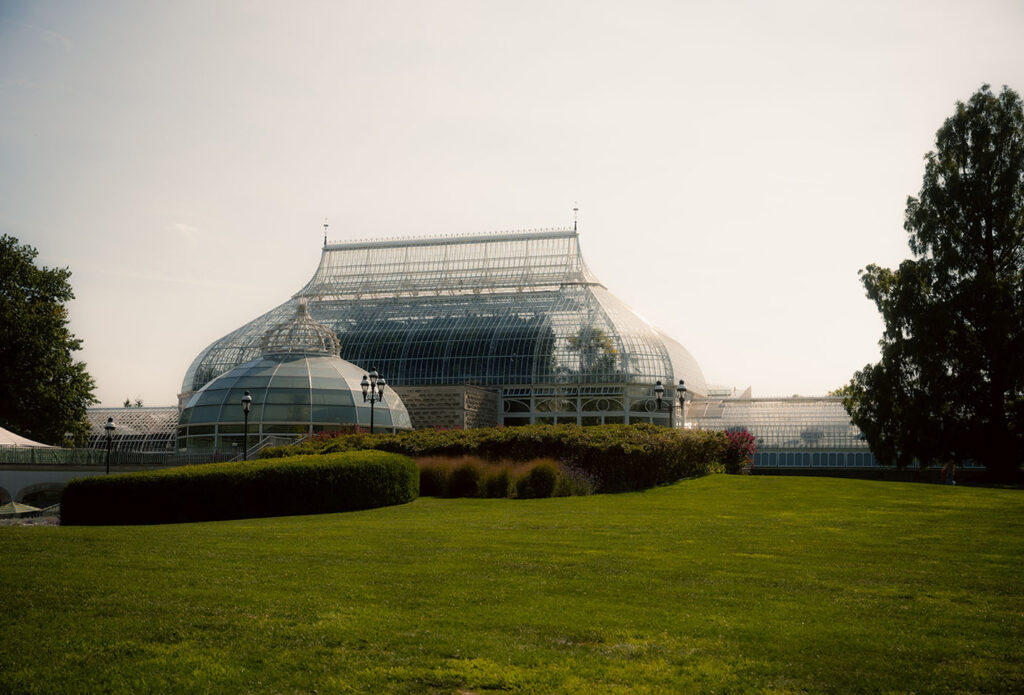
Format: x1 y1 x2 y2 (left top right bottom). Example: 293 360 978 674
228 436 296 462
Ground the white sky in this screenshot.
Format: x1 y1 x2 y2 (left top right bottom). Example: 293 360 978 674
2 0 1023 407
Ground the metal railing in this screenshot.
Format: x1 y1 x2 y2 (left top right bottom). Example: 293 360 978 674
1 445 246 467
228 436 298 462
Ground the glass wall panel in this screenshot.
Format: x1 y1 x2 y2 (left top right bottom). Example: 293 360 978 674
262 424 310 435
312 389 355 406
235 376 274 388
312 406 357 422
188 406 222 423
267 376 311 389
261 405 311 421
265 388 311 404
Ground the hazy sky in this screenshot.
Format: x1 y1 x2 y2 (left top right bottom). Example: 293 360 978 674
2 0 1023 406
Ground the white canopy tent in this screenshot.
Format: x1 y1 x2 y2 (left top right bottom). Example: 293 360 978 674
0 426 54 448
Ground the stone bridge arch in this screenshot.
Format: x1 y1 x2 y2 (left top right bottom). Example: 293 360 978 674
16 482 65 508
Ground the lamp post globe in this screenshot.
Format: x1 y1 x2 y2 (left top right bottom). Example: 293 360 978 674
654 380 675 428
104 417 116 474
362 368 387 435
241 391 253 461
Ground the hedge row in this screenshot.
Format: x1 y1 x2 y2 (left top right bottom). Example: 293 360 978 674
418 457 597 498
61 450 418 525
262 424 728 492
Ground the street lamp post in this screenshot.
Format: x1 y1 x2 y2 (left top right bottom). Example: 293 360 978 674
360 368 387 435
654 379 688 429
654 380 668 428
677 379 687 428
241 391 252 461
104 417 116 474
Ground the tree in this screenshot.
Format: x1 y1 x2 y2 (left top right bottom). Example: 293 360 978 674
843 85 1024 477
566 326 619 379
0 235 96 446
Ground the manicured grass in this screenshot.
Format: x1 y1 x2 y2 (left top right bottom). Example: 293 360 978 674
1 477 1021 693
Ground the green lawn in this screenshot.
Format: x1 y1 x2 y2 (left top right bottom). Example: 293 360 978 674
1 476 1021 693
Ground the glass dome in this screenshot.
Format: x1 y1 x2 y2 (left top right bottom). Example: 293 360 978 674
176 354 412 454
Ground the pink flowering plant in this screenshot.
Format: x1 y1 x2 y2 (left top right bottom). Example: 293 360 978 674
723 429 757 473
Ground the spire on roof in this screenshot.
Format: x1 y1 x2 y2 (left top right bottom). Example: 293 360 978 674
259 299 341 357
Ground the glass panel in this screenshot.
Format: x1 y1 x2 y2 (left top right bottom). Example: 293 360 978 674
188 406 222 424
194 389 229 407
190 436 215 450
268 376 312 389
310 378 350 392
273 360 310 376
234 376 274 388
311 389 355 406
604 416 625 424
223 388 256 406
261 424 309 435
503 417 530 427
581 416 602 426
265 388 311 405
311 405 358 423
188 425 215 435
218 406 245 423
261 405 311 421
217 424 244 434
217 436 242 455
631 399 658 413
502 399 531 413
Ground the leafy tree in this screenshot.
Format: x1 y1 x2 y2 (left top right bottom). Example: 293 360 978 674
566 326 619 379
123 397 144 408
843 85 1024 477
0 235 96 445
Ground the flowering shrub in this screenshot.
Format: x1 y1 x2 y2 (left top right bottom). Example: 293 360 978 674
723 429 757 473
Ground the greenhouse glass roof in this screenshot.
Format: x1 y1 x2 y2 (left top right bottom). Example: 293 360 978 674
688 397 867 449
182 229 706 401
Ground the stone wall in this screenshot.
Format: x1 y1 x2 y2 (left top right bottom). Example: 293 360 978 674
392 385 499 430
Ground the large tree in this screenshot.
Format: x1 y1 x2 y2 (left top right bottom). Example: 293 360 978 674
0 235 96 446
843 85 1024 477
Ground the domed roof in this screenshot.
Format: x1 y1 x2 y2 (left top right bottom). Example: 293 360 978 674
176 354 411 453
259 299 341 357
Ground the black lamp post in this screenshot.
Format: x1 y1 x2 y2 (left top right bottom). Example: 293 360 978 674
654 379 688 429
654 381 671 428
677 379 687 428
241 390 252 461
104 417 115 474
361 368 387 434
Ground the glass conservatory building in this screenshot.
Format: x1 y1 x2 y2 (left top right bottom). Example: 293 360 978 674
688 397 878 468
177 301 413 454
181 229 708 427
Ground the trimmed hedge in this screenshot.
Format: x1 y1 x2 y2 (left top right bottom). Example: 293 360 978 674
262 424 727 492
61 450 418 526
